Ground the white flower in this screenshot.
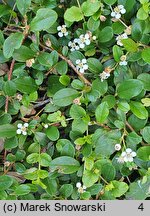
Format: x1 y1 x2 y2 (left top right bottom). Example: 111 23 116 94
16 93 22 101
76 59 88 73
99 71 110 82
111 5 126 19
118 148 136 163
16 123 29 136
119 55 128 66
116 33 128 46
44 124 49 129
26 58 35 67
115 144 121 151
68 38 80 51
57 25 68 37
92 35 97 41
78 33 91 49
76 182 86 193
117 156 125 164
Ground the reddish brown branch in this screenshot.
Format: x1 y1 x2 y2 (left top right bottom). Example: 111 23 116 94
5 59 15 113
40 43 92 86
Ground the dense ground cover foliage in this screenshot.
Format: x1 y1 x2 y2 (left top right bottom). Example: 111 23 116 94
0 0 150 200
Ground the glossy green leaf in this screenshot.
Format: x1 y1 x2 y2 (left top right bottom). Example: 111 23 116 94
13 46 35 62
3 33 24 58
16 0 31 16
50 156 80 174
14 185 31 196
0 124 16 138
141 126 150 143
0 175 13 191
142 48 150 64
14 76 38 94
40 153 52 167
98 26 113 43
117 79 144 99
137 146 150 161
81 0 101 16
130 101 148 119
122 38 138 52
53 88 79 107
30 8 58 31
95 102 109 123
3 80 17 96
46 126 59 141
64 6 83 23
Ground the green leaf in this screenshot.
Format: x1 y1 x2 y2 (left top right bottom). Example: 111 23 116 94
37 170 48 179
59 75 70 86
82 170 99 187
117 79 144 99
14 185 30 196
60 184 73 198
103 0 117 5
141 98 150 107
14 76 38 94
55 61 68 75
0 175 13 191
70 104 86 119
101 163 116 181
121 38 138 52
126 132 142 146
0 191 7 199
137 146 150 161
64 6 83 23
126 179 150 200
81 0 101 16
141 48 150 64
38 51 58 68
3 33 24 58
26 153 39 164
46 126 60 141
43 177 57 196
102 95 116 109
88 79 108 102
50 156 80 174
56 139 75 157
137 7 148 20
0 124 16 138
13 45 35 62
0 5 10 18
40 153 52 167
16 0 31 16
137 73 150 91
30 8 58 32
72 116 89 133
4 137 18 150
87 17 100 31
87 184 103 195
98 26 113 43
3 80 17 96
130 101 148 119
113 45 123 62
53 88 79 107
95 102 109 123
87 58 103 73
131 20 145 41
111 181 129 197
93 129 121 157
141 126 150 143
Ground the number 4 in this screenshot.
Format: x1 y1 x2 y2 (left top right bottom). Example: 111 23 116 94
138 203 144 211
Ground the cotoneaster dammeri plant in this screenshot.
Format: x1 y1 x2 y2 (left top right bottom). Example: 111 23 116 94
0 0 150 200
